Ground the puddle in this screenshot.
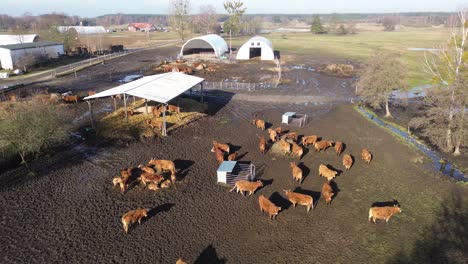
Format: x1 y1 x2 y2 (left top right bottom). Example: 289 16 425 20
286 65 316 72
358 107 466 182
392 84 431 99
74 104 113 123
118 74 142 83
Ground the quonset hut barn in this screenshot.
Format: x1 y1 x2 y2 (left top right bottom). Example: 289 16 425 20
0 42 64 70
180 34 228 59
236 36 275 61
0 34 39 45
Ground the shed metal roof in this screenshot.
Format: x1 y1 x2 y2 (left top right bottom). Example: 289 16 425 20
180 34 228 57
0 41 63 50
57 26 107 34
0 34 38 45
84 72 205 103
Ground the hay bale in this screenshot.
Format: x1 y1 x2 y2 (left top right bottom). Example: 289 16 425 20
322 64 355 77
269 141 291 156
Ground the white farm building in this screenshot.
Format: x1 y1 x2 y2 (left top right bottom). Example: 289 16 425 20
0 34 39 46
236 36 275 61
0 42 64 70
180 34 228 58
57 26 107 35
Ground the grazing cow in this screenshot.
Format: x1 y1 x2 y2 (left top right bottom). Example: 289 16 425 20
167 105 180 114
148 183 159 191
259 136 266 154
283 190 314 212
228 151 238 161
267 128 278 143
148 159 177 175
7 93 17 102
176 258 187 264
369 205 402 223
258 195 282 220
362 148 372 163
212 140 230 154
87 91 97 96
319 164 338 181
145 119 163 131
213 147 225 164
152 107 162 117
290 162 303 183
314 140 333 152
301 135 318 146
230 180 263 196
272 126 282 135
278 139 291 154
112 94 124 100
343 154 353 170
113 177 127 193
139 172 164 186
252 118 265 131
138 164 156 174
63 95 79 103
160 179 171 188
121 109 134 117
121 208 149 233
291 142 303 159
120 167 134 179
281 132 298 142
321 181 335 205
335 141 343 156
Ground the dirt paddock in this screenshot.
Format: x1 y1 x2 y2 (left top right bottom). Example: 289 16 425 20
1 101 467 263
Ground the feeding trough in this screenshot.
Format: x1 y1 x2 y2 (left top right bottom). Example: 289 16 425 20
217 161 256 186
282 112 308 127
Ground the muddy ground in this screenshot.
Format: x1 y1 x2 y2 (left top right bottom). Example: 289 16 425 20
1 101 467 263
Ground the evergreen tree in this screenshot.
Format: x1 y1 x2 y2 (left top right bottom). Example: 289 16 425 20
310 15 326 34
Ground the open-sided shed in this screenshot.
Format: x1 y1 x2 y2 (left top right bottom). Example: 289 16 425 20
180 34 228 58
84 72 205 136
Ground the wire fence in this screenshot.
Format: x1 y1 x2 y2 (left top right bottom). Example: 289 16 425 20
204 81 276 91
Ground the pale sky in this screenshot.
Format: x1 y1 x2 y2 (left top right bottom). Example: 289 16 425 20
0 0 463 17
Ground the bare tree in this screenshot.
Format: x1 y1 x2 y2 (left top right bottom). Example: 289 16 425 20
169 0 191 41
193 5 219 34
382 16 398 31
223 1 246 55
356 51 407 118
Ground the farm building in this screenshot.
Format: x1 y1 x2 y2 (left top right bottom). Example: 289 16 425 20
0 42 64 70
236 36 275 61
57 26 107 35
128 23 155 32
0 34 39 46
180 34 228 58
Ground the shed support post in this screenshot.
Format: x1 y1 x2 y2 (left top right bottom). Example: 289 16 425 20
162 104 167 136
190 88 192 99
201 82 204 103
87 100 95 129
123 94 128 122
133 96 135 105
145 99 148 114
113 96 117 112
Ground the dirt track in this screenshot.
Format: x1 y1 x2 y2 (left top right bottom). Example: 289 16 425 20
1 101 467 263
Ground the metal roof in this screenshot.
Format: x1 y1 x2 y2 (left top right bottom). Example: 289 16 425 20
57 26 107 35
0 34 38 45
0 41 63 51
84 72 205 103
180 34 228 57
246 36 273 48
217 161 237 172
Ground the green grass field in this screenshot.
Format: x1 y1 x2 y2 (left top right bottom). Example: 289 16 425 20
230 27 449 87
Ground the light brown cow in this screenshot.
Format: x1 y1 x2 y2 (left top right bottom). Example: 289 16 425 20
176 258 187 264
121 208 149 233
213 147 225 164
152 107 162 117
148 182 159 191
335 141 343 156
160 179 171 188
259 136 266 154
283 190 314 212
272 126 282 135
113 177 127 193
314 140 333 152
148 159 177 175
138 164 156 174
281 132 298 142
301 135 318 146
278 139 291 154
319 164 338 181
212 140 230 154
227 151 238 161
167 105 180 114
7 93 17 102
139 172 164 186
343 154 353 170
121 109 134 117
267 128 278 143
63 95 78 103
145 119 163 131
290 162 303 183
321 181 335 205
258 195 282 220
362 148 372 163
230 180 263 196
87 91 97 96
291 142 303 159
252 118 265 131
369 205 402 223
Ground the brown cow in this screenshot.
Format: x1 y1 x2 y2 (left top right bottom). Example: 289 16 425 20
258 195 282 220
278 139 291 154
369 205 402 223
6 93 17 102
252 118 265 131
167 105 180 114
362 148 372 163
267 128 278 143
212 140 230 154
281 132 298 142
145 119 163 131
319 164 338 181
314 140 333 152
138 164 156 174
301 135 318 146
176 258 187 264
272 126 282 135
160 179 171 188
121 208 149 233
148 159 177 175
227 151 238 161
152 107 162 117
148 183 159 191
291 142 303 159
335 141 343 156
87 91 97 96
230 180 263 196
343 154 353 170
290 162 303 183
63 95 78 103
321 181 335 205
113 177 127 193
139 172 164 186
283 190 314 212
120 109 134 117
213 147 224 164
259 136 266 154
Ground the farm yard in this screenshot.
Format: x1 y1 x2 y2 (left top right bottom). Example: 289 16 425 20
1 26 467 264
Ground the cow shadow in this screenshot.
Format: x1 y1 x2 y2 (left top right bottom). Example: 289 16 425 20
237 152 248 160
261 178 274 188
340 143 347 154
300 147 309 160
254 163 267 179
329 180 340 199
293 187 321 209
327 164 343 177
194 245 227 264
229 144 242 153
173 159 194 181
371 199 400 208
269 191 291 210
297 162 310 182
145 203 175 223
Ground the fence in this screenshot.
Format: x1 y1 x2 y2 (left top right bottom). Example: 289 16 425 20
204 81 276 92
